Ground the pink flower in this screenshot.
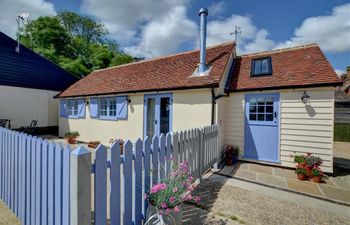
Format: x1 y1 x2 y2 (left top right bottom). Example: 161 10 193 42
172 187 178 193
182 194 192 201
150 183 167 193
188 176 194 182
161 202 167 209
144 194 148 200
194 196 201 204
187 185 194 192
169 196 175 203
174 205 180 212
166 208 171 213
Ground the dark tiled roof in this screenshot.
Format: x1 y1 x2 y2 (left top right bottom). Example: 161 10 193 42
0 31 78 91
228 44 341 92
57 42 234 98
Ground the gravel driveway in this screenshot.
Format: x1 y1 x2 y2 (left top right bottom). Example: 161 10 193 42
186 174 350 225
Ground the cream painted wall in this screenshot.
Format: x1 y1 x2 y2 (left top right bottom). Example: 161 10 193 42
222 87 335 172
59 89 213 146
0 85 59 128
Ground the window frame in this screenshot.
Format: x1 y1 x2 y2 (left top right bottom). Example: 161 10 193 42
67 99 79 118
251 57 272 76
99 97 118 120
245 93 278 126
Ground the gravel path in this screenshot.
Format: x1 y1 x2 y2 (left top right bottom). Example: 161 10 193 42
187 177 350 225
0 200 20 225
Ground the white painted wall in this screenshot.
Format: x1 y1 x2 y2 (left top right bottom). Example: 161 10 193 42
0 85 59 128
59 89 213 145
221 87 335 172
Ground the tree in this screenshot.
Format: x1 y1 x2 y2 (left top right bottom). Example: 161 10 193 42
20 11 133 77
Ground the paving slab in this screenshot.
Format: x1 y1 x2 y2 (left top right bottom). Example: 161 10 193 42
232 168 257 181
319 185 350 203
257 173 287 188
285 178 323 196
249 163 273 175
273 167 296 179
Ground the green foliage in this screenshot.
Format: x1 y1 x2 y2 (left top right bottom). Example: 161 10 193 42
334 123 350 142
311 168 323 177
292 155 307 164
295 166 308 175
64 131 80 138
20 11 133 77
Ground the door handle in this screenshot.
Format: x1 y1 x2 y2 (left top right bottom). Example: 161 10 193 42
154 120 158 125
274 112 278 118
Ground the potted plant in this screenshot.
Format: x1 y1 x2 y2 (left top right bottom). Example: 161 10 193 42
225 145 234 166
64 131 80 144
311 167 323 183
292 153 323 179
144 160 200 225
295 165 308 180
109 138 124 154
232 147 239 164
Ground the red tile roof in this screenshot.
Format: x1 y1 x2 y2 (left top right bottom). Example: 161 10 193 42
57 42 234 98
229 44 341 92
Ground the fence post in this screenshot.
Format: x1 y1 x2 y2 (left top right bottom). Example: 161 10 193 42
70 146 91 225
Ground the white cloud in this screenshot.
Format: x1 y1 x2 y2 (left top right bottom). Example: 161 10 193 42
0 0 55 38
335 69 345 76
124 6 197 58
208 1 226 17
206 14 275 54
275 3 350 53
81 0 189 43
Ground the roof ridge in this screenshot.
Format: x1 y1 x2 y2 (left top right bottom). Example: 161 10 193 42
240 43 318 57
93 41 234 73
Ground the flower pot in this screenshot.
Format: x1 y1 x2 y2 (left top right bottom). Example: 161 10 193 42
66 137 76 144
232 155 238 164
146 203 183 225
312 176 322 183
226 158 233 166
297 173 306 181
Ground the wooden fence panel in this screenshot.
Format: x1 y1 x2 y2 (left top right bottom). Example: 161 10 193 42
123 141 133 225
95 145 107 225
134 139 143 225
110 142 121 225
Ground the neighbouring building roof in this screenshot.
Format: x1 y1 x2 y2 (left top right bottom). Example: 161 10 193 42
0 31 78 92
335 89 350 102
228 44 341 92
57 42 234 98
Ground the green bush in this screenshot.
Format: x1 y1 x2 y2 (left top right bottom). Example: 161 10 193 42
334 123 350 142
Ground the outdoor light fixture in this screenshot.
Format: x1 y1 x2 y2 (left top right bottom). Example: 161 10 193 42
301 90 310 103
85 99 90 105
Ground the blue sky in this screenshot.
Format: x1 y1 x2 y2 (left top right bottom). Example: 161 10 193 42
1 0 349 74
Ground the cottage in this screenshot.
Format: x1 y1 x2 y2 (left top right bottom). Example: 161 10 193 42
57 8 340 172
0 31 78 131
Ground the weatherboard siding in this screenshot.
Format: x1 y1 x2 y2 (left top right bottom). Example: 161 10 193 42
0 85 59 128
222 87 334 172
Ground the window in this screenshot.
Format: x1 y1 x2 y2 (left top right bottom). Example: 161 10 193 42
99 97 117 119
67 99 79 117
251 57 272 76
249 96 274 122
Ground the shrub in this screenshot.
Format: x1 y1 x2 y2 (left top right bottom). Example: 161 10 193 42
64 131 80 138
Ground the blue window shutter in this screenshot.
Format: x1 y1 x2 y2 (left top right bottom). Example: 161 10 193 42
78 99 85 118
60 100 67 118
116 96 128 119
90 98 99 118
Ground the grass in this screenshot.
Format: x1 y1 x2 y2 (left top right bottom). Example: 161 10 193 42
334 123 350 142
216 212 245 224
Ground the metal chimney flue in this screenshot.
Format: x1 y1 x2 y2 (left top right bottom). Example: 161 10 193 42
198 8 208 73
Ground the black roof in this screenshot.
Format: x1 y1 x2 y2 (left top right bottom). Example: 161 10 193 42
0 31 78 91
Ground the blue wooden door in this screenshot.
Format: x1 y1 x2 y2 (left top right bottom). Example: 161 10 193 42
144 94 173 138
244 93 280 163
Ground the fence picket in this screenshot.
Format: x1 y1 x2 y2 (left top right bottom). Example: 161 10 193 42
62 145 71 225
165 133 171 178
14 133 19 216
110 142 121 225
172 132 178 164
123 141 133 225
95 144 107 225
35 138 43 225
54 143 63 225
143 137 151 216
134 139 143 225
41 140 48 225
10 131 14 210
159 134 165 180
47 142 55 225
151 136 159 185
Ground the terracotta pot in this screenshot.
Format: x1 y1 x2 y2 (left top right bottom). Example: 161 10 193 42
297 173 306 181
312 176 322 183
146 203 183 225
307 169 313 178
66 137 76 144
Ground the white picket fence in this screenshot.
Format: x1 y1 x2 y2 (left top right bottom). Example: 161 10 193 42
0 125 219 225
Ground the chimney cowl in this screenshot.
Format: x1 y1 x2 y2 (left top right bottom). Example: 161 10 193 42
199 8 208 16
